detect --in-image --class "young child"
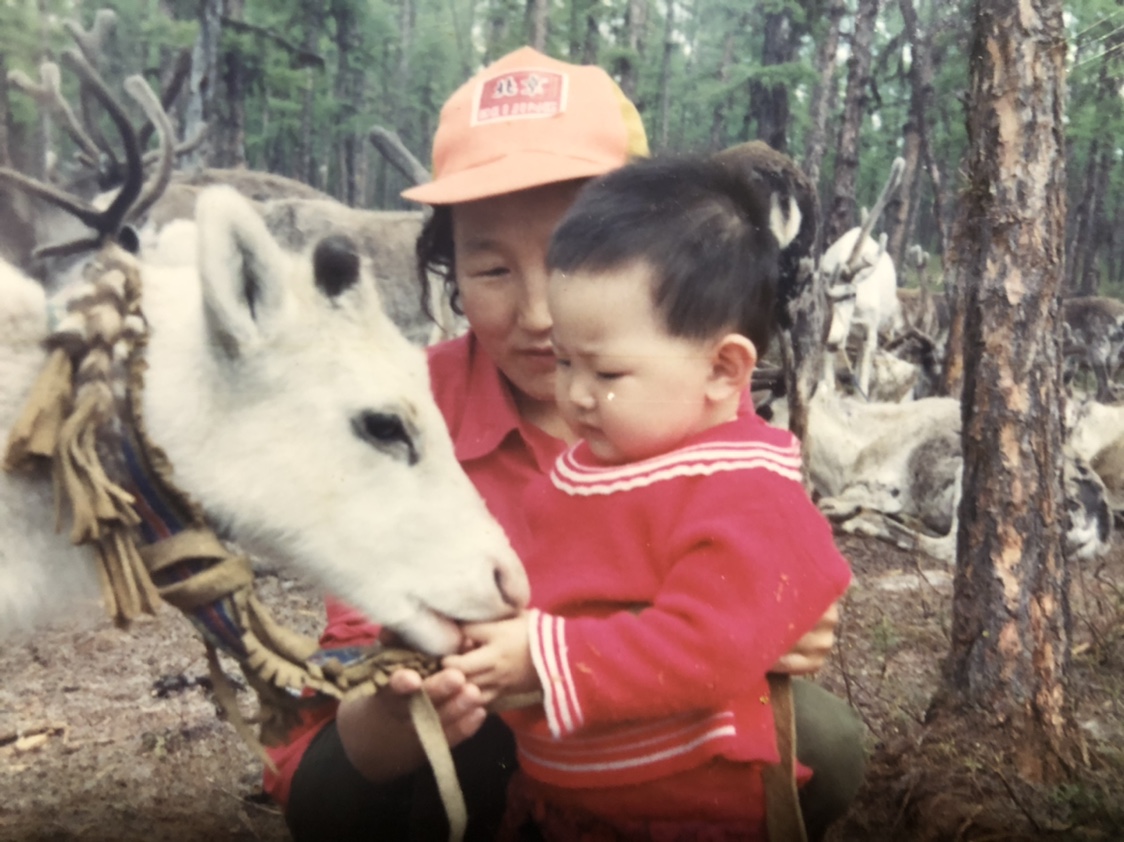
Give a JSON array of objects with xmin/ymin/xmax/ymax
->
[{"xmin": 443, "ymin": 155, "xmax": 852, "ymax": 841}]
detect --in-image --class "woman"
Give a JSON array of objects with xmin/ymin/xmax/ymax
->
[{"xmin": 266, "ymin": 46, "xmax": 863, "ymax": 842}]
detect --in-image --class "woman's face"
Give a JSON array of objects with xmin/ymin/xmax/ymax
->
[{"xmin": 452, "ymin": 180, "xmax": 585, "ymax": 407}]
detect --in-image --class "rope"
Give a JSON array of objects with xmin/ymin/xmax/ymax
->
[{"xmin": 410, "ymin": 692, "xmax": 468, "ymax": 842}]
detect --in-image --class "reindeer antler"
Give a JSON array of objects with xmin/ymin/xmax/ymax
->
[
  {"xmin": 64, "ymin": 9, "xmax": 118, "ymax": 68},
  {"xmin": 57, "ymin": 48, "xmax": 142, "ymax": 245},
  {"xmin": 845, "ymin": 157, "xmax": 905, "ymax": 274},
  {"xmin": 137, "ymin": 48, "xmax": 192, "ymax": 151},
  {"xmin": 65, "ymin": 11, "xmax": 121, "ymax": 179},
  {"xmin": 8, "ymin": 63, "xmax": 103, "ymax": 164},
  {"xmin": 0, "ymin": 46, "xmax": 147, "ymax": 260},
  {"xmin": 123, "ymin": 76, "xmax": 175, "ymax": 223}
]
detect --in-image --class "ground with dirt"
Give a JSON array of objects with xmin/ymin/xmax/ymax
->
[{"xmin": 2, "ymin": 534, "xmax": 1123, "ymax": 841}]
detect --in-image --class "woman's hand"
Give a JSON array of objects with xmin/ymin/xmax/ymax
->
[
  {"xmin": 771, "ymin": 601, "xmax": 840, "ymax": 675},
  {"xmin": 442, "ymin": 613, "xmax": 539, "ymax": 705},
  {"xmin": 387, "ymin": 667, "xmax": 490, "ymax": 745},
  {"xmin": 336, "ymin": 666, "xmax": 489, "ymax": 784}
]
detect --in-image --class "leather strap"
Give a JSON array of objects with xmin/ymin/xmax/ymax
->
[
  {"xmin": 763, "ymin": 673, "xmax": 808, "ymax": 842},
  {"xmin": 410, "ymin": 691, "xmax": 468, "ymax": 842}
]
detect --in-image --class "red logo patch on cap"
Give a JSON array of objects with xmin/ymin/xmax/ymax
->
[{"xmin": 471, "ymin": 68, "xmax": 569, "ymax": 125}]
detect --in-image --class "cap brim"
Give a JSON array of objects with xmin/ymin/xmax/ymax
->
[{"xmin": 401, "ymin": 151, "xmax": 621, "ymax": 205}]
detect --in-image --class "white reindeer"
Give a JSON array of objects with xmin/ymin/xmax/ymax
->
[
  {"xmin": 820, "ymin": 159, "xmax": 907, "ymax": 398},
  {"xmin": 822, "ymin": 227, "xmax": 904, "ymax": 397},
  {"xmin": 0, "ymin": 185, "xmax": 528, "ymax": 655}
]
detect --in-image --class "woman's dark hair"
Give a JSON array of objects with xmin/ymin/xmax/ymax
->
[
  {"xmin": 415, "ymin": 206, "xmax": 460, "ymax": 322},
  {"xmin": 547, "ymin": 156, "xmax": 781, "ymax": 355}
]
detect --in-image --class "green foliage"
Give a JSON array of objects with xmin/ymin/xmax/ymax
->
[{"xmin": 0, "ymin": 0, "xmax": 1117, "ymax": 254}]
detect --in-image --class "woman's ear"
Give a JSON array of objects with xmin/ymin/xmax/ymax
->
[{"xmin": 707, "ymin": 333, "xmax": 757, "ymax": 401}]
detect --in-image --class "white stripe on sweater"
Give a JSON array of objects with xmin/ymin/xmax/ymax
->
[
  {"xmin": 553, "ymin": 449, "xmax": 803, "ymax": 495},
  {"xmin": 519, "ymin": 722, "xmax": 738, "ymax": 773},
  {"xmin": 529, "ymin": 610, "xmax": 583, "ymax": 737}
]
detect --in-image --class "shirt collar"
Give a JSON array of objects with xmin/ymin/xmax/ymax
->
[{"xmin": 452, "ymin": 334, "xmax": 528, "ymax": 463}]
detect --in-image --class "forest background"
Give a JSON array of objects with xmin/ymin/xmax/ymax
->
[
  {"xmin": 1, "ymin": 2, "xmax": 1122, "ymax": 838},
  {"xmin": 0, "ymin": 0, "xmax": 1119, "ymax": 298}
]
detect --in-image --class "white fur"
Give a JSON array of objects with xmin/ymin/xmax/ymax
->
[
  {"xmin": 806, "ymin": 379, "xmax": 1110, "ymax": 564},
  {"xmin": 0, "ymin": 262, "xmax": 102, "ymax": 627},
  {"xmin": 821, "ymin": 227, "xmax": 904, "ymax": 396},
  {"xmin": 1, "ymin": 187, "xmax": 529, "ymax": 654},
  {"xmin": 768, "ymin": 193, "xmax": 802, "ymax": 251}
]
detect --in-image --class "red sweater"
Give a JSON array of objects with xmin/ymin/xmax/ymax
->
[{"xmin": 503, "ymin": 415, "xmax": 852, "ymax": 826}]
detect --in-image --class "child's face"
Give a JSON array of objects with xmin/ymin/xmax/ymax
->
[{"xmin": 549, "ymin": 260, "xmax": 719, "ymax": 464}]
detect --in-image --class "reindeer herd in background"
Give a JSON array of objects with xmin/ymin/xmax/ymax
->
[{"xmin": 2, "ymin": 9, "xmax": 1123, "ymax": 655}]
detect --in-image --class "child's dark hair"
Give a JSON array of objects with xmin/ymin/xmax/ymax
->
[{"xmin": 547, "ymin": 156, "xmax": 780, "ymax": 354}]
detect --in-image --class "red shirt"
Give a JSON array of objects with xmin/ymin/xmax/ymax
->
[
  {"xmin": 503, "ymin": 416, "xmax": 852, "ymax": 827},
  {"xmin": 263, "ymin": 333, "xmax": 565, "ymax": 807}
]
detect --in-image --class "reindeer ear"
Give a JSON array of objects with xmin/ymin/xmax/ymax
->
[
  {"xmin": 313, "ymin": 235, "xmax": 360, "ymax": 299},
  {"xmin": 196, "ymin": 186, "xmax": 289, "ymax": 356}
]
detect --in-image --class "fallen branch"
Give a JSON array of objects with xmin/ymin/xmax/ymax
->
[{"xmin": 368, "ymin": 125, "xmax": 431, "ymax": 187}]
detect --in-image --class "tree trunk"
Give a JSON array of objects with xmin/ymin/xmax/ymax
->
[
  {"xmin": 213, "ymin": 0, "xmax": 247, "ymax": 168},
  {"xmin": 525, "ymin": 0, "xmax": 548, "ymax": 51},
  {"xmin": 1067, "ymin": 137, "xmax": 1099, "ymax": 291},
  {"xmin": 886, "ymin": 0, "xmax": 932, "ymax": 266},
  {"xmin": 1078, "ymin": 144, "xmax": 1112, "ymax": 296},
  {"xmin": 483, "ymin": 0, "xmax": 507, "ymax": 64},
  {"xmin": 824, "ymin": 0, "xmax": 879, "ymax": 246},
  {"xmin": 616, "ymin": 0, "xmax": 648, "ymax": 104},
  {"xmin": 331, "ymin": 0, "xmax": 364, "ymax": 206},
  {"xmin": 1071, "ymin": 34, "xmax": 1120, "ymax": 295},
  {"xmin": 0, "ymin": 51, "xmax": 11, "ymax": 169},
  {"xmin": 933, "ymin": 0, "xmax": 1076, "ymax": 786},
  {"xmin": 568, "ymin": 0, "xmax": 582, "ymax": 60},
  {"xmin": 184, "ymin": 0, "xmax": 223, "ymax": 169},
  {"xmin": 582, "ymin": 4, "xmax": 600, "ymax": 64},
  {"xmin": 745, "ymin": 6, "xmax": 796, "ymax": 154},
  {"xmin": 656, "ymin": 0, "xmax": 675, "ymax": 150},
  {"xmin": 297, "ymin": 3, "xmax": 322, "ymax": 185},
  {"xmin": 33, "ymin": 0, "xmax": 52, "ymax": 180},
  {"xmin": 939, "ymin": 206, "xmax": 967, "ymax": 397},
  {"xmin": 708, "ymin": 20, "xmax": 741, "ymax": 152},
  {"xmin": 567, "ymin": 0, "xmax": 599, "ymax": 63},
  {"xmin": 802, "ymin": 0, "xmax": 844, "ymax": 205},
  {"xmin": 885, "ymin": 109, "xmax": 920, "ymax": 268}
]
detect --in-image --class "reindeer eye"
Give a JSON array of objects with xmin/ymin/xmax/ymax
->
[{"xmin": 352, "ymin": 411, "xmax": 418, "ymax": 465}]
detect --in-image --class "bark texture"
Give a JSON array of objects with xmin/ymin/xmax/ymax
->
[
  {"xmin": 936, "ymin": 0, "xmax": 1075, "ymax": 785},
  {"xmin": 331, "ymin": 0, "xmax": 364, "ymax": 205},
  {"xmin": 824, "ymin": 0, "xmax": 880, "ymax": 246},
  {"xmin": 184, "ymin": 0, "xmax": 223, "ymax": 168},
  {"xmin": 745, "ymin": 6, "xmax": 796, "ymax": 154},
  {"xmin": 526, "ymin": 0, "xmax": 549, "ymax": 51},
  {"xmin": 801, "ymin": 0, "xmax": 845, "ymax": 218},
  {"xmin": 213, "ymin": 0, "xmax": 247, "ymax": 168}
]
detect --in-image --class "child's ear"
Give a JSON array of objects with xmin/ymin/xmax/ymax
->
[{"xmin": 707, "ymin": 334, "xmax": 757, "ymax": 400}]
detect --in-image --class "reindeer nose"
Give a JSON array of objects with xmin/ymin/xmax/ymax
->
[{"xmin": 494, "ymin": 556, "xmax": 530, "ymax": 610}]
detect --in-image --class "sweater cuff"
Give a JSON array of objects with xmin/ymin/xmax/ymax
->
[{"xmin": 527, "ymin": 608, "xmax": 584, "ymax": 738}]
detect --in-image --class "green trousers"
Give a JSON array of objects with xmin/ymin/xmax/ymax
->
[{"xmin": 793, "ymin": 679, "xmax": 867, "ymax": 841}]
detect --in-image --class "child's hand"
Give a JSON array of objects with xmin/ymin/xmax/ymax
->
[
  {"xmin": 771, "ymin": 601, "xmax": 839, "ymax": 675},
  {"xmin": 442, "ymin": 613, "xmax": 539, "ymax": 705}
]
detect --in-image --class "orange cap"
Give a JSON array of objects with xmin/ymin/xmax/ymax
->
[{"xmin": 401, "ymin": 47, "xmax": 649, "ymax": 205}]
